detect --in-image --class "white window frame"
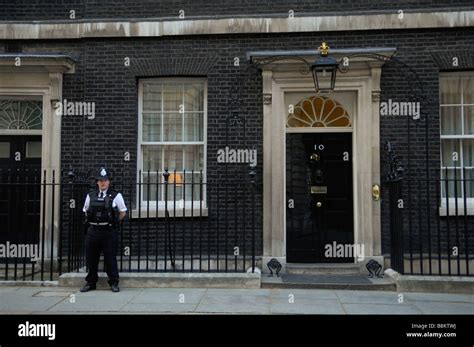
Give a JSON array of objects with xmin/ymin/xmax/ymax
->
[
  {"xmin": 134, "ymin": 78, "xmax": 208, "ymax": 218},
  {"xmin": 439, "ymin": 72, "xmax": 474, "ymax": 216}
]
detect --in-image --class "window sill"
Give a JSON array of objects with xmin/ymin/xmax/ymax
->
[
  {"xmin": 439, "ymin": 206, "xmax": 474, "ymax": 217},
  {"xmin": 130, "ymin": 208, "xmax": 208, "ymax": 219}
]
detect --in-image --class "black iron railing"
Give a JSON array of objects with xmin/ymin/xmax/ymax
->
[
  {"xmin": 0, "ymin": 168, "xmax": 258, "ymax": 281},
  {"xmin": 386, "ymin": 147, "xmax": 474, "ymax": 276}
]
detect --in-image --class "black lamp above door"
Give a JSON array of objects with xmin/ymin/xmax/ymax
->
[{"xmin": 311, "ymin": 42, "xmax": 339, "ymax": 93}]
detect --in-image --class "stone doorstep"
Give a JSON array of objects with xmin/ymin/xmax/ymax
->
[
  {"xmin": 58, "ymin": 272, "xmax": 261, "ymax": 289},
  {"xmin": 265, "ymin": 257, "xmax": 385, "ymax": 277},
  {"xmin": 384, "ymin": 268, "xmax": 474, "ymax": 294},
  {"xmin": 285, "ymin": 263, "xmax": 360, "ymax": 275},
  {"xmin": 261, "ymin": 274, "xmax": 396, "ymax": 291}
]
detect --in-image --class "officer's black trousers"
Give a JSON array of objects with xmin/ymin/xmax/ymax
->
[{"xmin": 85, "ymin": 225, "xmax": 119, "ymax": 286}]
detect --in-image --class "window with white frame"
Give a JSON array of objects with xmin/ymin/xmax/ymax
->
[
  {"xmin": 439, "ymin": 74, "xmax": 474, "ymax": 205},
  {"xmin": 138, "ymin": 78, "xmax": 206, "ymax": 208}
]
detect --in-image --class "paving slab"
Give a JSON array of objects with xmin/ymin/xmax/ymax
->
[
  {"xmin": 404, "ymin": 292, "xmax": 474, "ymax": 303},
  {"xmin": 206, "ymin": 288, "xmax": 272, "ymax": 296},
  {"xmin": 73, "ymin": 288, "xmax": 144, "ymax": 299},
  {"xmin": 270, "ymin": 288, "xmax": 338, "ymax": 300},
  {"xmin": 0, "ymin": 287, "xmax": 20, "ymax": 294},
  {"xmin": 130, "ymin": 288, "xmax": 205, "ymax": 304},
  {"xmin": 271, "ymin": 299, "xmax": 345, "ymax": 314},
  {"xmin": 196, "ymin": 294, "xmax": 270, "ymax": 314},
  {"xmin": 335, "ymin": 290, "xmax": 405, "ymax": 305},
  {"xmin": 33, "ymin": 290, "xmax": 75, "ymax": 297},
  {"xmin": 0, "ymin": 293, "xmax": 64, "ymax": 313},
  {"xmin": 413, "ymin": 301, "xmax": 474, "ymax": 314},
  {"xmin": 120, "ymin": 303, "xmax": 198, "ymax": 313},
  {"xmin": 342, "ymin": 303, "xmax": 423, "ymax": 314},
  {"xmin": 47, "ymin": 296, "xmax": 129, "ymax": 312}
]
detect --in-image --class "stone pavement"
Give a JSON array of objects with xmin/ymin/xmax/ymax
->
[{"xmin": 0, "ymin": 286, "xmax": 473, "ymax": 314}]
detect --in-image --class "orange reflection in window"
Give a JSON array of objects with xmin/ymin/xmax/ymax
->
[{"xmin": 168, "ymin": 172, "xmax": 183, "ymax": 184}]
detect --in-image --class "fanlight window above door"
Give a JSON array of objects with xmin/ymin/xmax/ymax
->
[
  {"xmin": 0, "ymin": 100, "xmax": 43, "ymax": 130},
  {"xmin": 287, "ymin": 95, "xmax": 351, "ymax": 128}
]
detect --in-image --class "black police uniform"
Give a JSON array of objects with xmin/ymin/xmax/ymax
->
[{"xmin": 84, "ymin": 187, "xmax": 121, "ymax": 289}]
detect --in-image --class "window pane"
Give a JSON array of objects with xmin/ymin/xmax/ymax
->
[
  {"xmin": 440, "ymin": 106, "xmax": 462, "ymax": 135},
  {"xmin": 440, "ymin": 76, "xmax": 461, "ymax": 104},
  {"xmin": 0, "ymin": 142, "xmax": 10, "ymax": 158},
  {"xmin": 184, "ymin": 145, "xmax": 204, "ymax": 171},
  {"xmin": 142, "ymin": 145, "xmax": 162, "ymax": 172},
  {"xmin": 164, "ymin": 171, "xmax": 183, "ymax": 201},
  {"xmin": 142, "ymin": 172, "xmax": 160, "ymax": 202},
  {"xmin": 464, "ymin": 106, "xmax": 474, "ymax": 135},
  {"xmin": 163, "ymin": 83, "xmax": 182, "ymax": 112},
  {"xmin": 142, "ymin": 113, "xmax": 161, "ymax": 142},
  {"xmin": 143, "ymin": 83, "xmax": 162, "ymax": 112},
  {"xmin": 441, "ymin": 139, "xmax": 461, "ymax": 167},
  {"xmin": 183, "ymin": 113, "xmax": 203, "ymax": 141},
  {"xmin": 466, "ymin": 169, "xmax": 474, "ymax": 198},
  {"xmin": 184, "ymin": 172, "xmax": 203, "ymax": 201},
  {"xmin": 184, "ymin": 83, "xmax": 204, "ymax": 112},
  {"xmin": 163, "ymin": 113, "xmax": 182, "ymax": 141},
  {"xmin": 441, "ymin": 169, "xmax": 462, "ymax": 198},
  {"xmin": 463, "ymin": 139, "xmax": 474, "ymax": 167},
  {"xmin": 462, "ymin": 76, "xmax": 474, "ymax": 104},
  {"xmin": 163, "ymin": 145, "xmax": 183, "ymax": 171},
  {"xmin": 26, "ymin": 141, "xmax": 41, "ymax": 158},
  {"xmin": 167, "ymin": 183, "xmax": 183, "ymax": 201}
]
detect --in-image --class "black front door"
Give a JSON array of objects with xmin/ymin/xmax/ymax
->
[
  {"xmin": 286, "ymin": 132, "xmax": 353, "ymax": 263},
  {"xmin": 0, "ymin": 136, "xmax": 42, "ymax": 246}
]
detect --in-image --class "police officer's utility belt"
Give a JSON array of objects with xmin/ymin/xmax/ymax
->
[{"xmin": 89, "ymin": 222, "xmax": 111, "ymax": 226}]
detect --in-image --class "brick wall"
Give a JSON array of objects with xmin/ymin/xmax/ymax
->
[
  {"xmin": 3, "ymin": 26, "xmax": 474, "ymax": 260},
  {"xmin": 1, "ymin": 0, "xmax": 473, "ymax": 21}
]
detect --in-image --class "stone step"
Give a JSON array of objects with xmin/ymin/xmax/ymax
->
[
  {"xmin": 262, "ymin": 274, "xmax": 396, "ymax": 291},
  {"xmin": 285, "ymin": 263, "xmax": 360, "ymax": 275},
  {"xmin": 58, "ymin": 272, "xmax": 261, "ymax": 289}
]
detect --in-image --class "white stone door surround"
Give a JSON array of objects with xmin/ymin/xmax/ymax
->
[
  {"xmin": 251, "ymin": 49, "xmax": 394, "ymax": 273},
  {"xmin": 0, "ymin": 54, "xmax": 75, "ymax": 263}
]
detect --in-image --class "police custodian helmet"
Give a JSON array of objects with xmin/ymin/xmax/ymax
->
[{"xmin": 96, "ymin": 167, "xmax": 111, "ymax": 181}]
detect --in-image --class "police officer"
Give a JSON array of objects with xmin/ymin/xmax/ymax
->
[{"xmin": 81, "ymin": 167, "xmax": 127, "ymax": 293}]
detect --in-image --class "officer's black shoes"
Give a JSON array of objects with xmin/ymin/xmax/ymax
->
[
  {"xmin": 79, "ymin": 283, "xmax": 119, "ymax": 292},
  {"xmin": 80, "ymin": 283, "xmax": 96, "ymax": 292}
]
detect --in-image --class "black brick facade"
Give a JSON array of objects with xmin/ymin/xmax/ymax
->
[{"xmin": 1, "ymin": 0, "xmax": 474, "ymax": 21}]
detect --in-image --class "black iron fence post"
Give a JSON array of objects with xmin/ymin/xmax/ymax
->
[
  {"xmin": 162, "ymin": 168, "xmax": 175, "ymax": 271},
  {"xmin": 388, "ymin": 179, "xmax": 404, "ymax": 274},
  {"xmin": 385, "ymin": 142, "xmax": 405, "ymax": 274},
  {"xmin": 249, "ymin": 169, "xmax": 256, "ymax": 273}
]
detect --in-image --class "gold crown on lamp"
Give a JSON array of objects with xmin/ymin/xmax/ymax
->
[{"xmin": 318, "ymin": 42, "xmax": 330, "ymax": 56}]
